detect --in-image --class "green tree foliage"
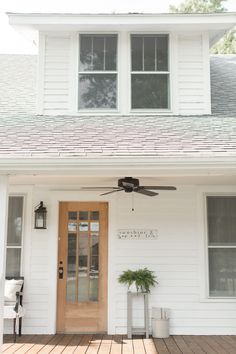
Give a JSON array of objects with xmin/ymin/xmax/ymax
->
[
  {"xmin": 169, "ymin": 0, "xmax": 236, "ymax": 54},
  {"xmin": 169, "ymin": 0, "xmax": 226, "ymax": 13}
]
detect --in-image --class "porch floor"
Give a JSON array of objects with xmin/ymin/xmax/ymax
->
[{"xmin": 3, "ymin": 334, "xmax": 236, "ymax": 354}]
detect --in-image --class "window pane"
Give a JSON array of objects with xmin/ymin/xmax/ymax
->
[
  {"xmin": 105, "ymin": 36, "xmax": 117, "ymax": 70},
  {"xmin": 80, "ymin": 36, "xmax": 92, "ymax": 71},
  {"xmin": 207, "ymin": 196, "xmax": 236, "ymax": 245},
  {"xmin": 92, "ymin": 36, "xmax": 104, "ymax": 71},
  {"xmin": 6, "ymin": 248, "xmax": 21, "ymax": 277},
  {"xmin": 209, "ymin": 248, "xmax": 236, "ymax": 297},
  {"xmin": 144, "ymin": 37, "xmax": 155, "ymax": 71},
  {"xmin": 132, "ymin": 74, "xmax": 169, "ymax": 109},
  {"xmin": 156, "ymin": 36, "xmax": 168, "ymax": 71},
  {"xmin": 79, "ymin": 74, "xmax": 117, "ymax": 109},
  {"xmin": 7, "ymin": 196, "xmax": 23, "ymax": 246},
  {"xmin": 131, "ymin": 36, "xmax": 143, "ymax": 71},
  {"xmin": 80, "ymin": 35, "xmax": 117, "ymax": 72}
]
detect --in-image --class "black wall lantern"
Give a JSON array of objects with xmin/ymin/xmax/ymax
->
[{"xmin": 34, "ymin": 201, "xmax": 47, "ymax": 229}]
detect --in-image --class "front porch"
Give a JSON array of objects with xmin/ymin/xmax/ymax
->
[{"xmin": 3, "ymin": 334, "xmax": 236, "ymax": 354}]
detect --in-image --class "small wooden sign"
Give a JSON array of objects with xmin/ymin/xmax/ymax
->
[{"xmin": 118, "ymin": 229, "xmax": 158, "ymax": 240}]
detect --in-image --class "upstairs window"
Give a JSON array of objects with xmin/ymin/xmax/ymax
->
[
  {"xmin": 131, "ymin": 34, "xmax": 169, "ymax": 110},
  {"xmin": 78, "ymin": 34, "xmax": 118, "ymax": 110},
  {"xmin": 207, "ymin": 196, "xmax": 236, "ymax": 297}
]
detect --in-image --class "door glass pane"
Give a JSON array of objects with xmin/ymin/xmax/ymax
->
[
  {"xmin": 90, "ymin": 211, "xmax": 99, "ymax": 220},
  {"xmin": 89, "ymin": 277, "xmax": 98, "ymax": 301},
  {"xmin": 91, "ymin": 234, "xmax": 99, "ymax": 256},
  {"xmin": 132, "ymin": 74, "xmax": 169, "ymax": 109},
  {"xmin": 90, "ymin": 234, "xmax": 99, "ymax": 301},
  {"xmin": 79, "ymin": 74, "xmax": 117, "ymax": 109},
  {"xmin": 79, "ymin": 211, "xmax": 88, "ymax": 220},
  {"xmin": 68, "ymin": 222, "xmax": 77, "ymax": 232},
  {"xmin": 7, "ymin": 196, "xmax": 24, "ymax": 246},
  {"xmin": 131, "ymin": 36, "xmax": 143, "ymax": 71},
  {"xmin": 66, "ymin": 234, "xmax": 77, "ymax": 301},
  {"xmin": 144, "ymin": 37, "xmax": 155, "ymax": 71},
  {"xmin": 209, "ymin": 248, "xmax": 236, "ymax": 297},
  {"xmin": 68, "ymin": 212, "xmax": 77, "ymax": 220},
  {"xmin": 90, "ymin": 222, "xmax": 99, "ymax": 232},
  {"xmin": 6, "ymin": 248, "xmax": 21, "ymax": 277},
  {"xmin": 207, "ymin": 196, "xmax": 236, "ymax": 245},
  {"xmin": 79, "ymin": 222, "xmax": 89, "ymax": 231},
  {"xmin": 78, "ymin": 233, "xmax": 89, "ymax": 302}
]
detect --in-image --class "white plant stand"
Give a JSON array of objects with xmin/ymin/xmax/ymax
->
[{"xmin": 127, "ymin": 291, "xmax": 149, "ymax": 339}]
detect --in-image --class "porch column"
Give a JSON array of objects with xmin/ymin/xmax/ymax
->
[{"xmin": 0, "ymin": 175, "xmax": 9, "ymax": 348}]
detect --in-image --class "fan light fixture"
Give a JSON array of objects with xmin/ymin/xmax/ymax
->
[{"xmin": 81, "ymin": 177, "xmax": 176, "ymax": 197}]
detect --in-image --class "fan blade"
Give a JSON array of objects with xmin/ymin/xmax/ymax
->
[
  {"xmin": 80, "ymin": 187, "xmax": 119, "ymax": 191},
  {"xmin": 142, "ymin": 186, "xmax": 176, "ymax": 190},
  {"xmin": 135, "ymin": 188, "xmax": 158, "ymax": 197},
  {"xmin": 100, "ymin": 189, "xmax": 123, "ymax": 196}
]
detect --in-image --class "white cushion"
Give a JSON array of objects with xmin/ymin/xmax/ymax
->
[
  {"xmin": 4, "ymin": 279, "xmax": 23, "ymax": 302},
  {"xmin": 4, "ymin": 305, "xmax": 25, "ymax": 319}
]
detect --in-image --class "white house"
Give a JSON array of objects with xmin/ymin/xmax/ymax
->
[{"xmin": 1, "ymin": 12, "xmax": 236, "ymax": 344}]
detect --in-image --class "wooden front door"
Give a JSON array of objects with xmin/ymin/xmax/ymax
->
[{"xmin": 57, "ymin": 202, "xmax": 108, "ymax": 333}]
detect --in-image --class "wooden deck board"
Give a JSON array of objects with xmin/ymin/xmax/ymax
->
[
  {"xmin": 110, "ymin": 335, "xmax": 123, "ymax": 354},
  {"xmin": 3, "ymin": 334, "xmax": 236, "ymax": 354},
  {"xmin": 153, "ymin": 338, "xmax": 169, "ymax": 354},
  {"xmin": 172, "ymin": 335, "xmax": 194, "ymax": 353},
  {"xmin": 98, "ymin": 335, "xmax": 112, "ymax": 354},
  {"xmin": 132, "ymin": 336, "xmax": 146, "ymax": 354},
  {"xmin": 122, "ymin": 336, "xmax": 134, "ymax": 354}
]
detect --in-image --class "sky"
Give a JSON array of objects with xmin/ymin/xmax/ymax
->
[{"xmin": 0, "ymin": 0, "xmax": 236, "ymax": 54}]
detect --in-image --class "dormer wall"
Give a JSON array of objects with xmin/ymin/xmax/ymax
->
[{"xmin": 37, "ymin": 31, "xmax": 211, "ymax": 116}]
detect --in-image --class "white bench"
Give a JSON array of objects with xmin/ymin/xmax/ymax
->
[{"xmin": 4, "ymin": 277, "xmax": 24, "ymax": 342}]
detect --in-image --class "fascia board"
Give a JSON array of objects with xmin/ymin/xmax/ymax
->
[
  {"xmin": 1, "ymin": 156, "xmax": 236, "ymax": 174},
  {"xmin": 8, "ymin": 12, "xmax": 236, "ymax": 27}
]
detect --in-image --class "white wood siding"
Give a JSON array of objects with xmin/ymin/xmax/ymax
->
[
  {"xmin": 110, "ymin": 188, "xmax": 236, "ymax": 335},
  {"xmin": 38, "ymin": 32, "xmax": 211, "ymax": 116},
  {"xmin": 4, "ymin": 186, "xmax": 236, "ymax": 335},
  {"xmin": 43, "ymin": 36, "xmax": 71, "ymax": 114},
  {"xmin": 177, "ymin": 34, "xmax": 211, "ymax": 115}
]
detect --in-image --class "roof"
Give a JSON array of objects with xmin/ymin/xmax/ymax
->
[
  {"xmin": 0, "ymin": 54, "xmax": 236, "ymax": 159},
  {"xmin": 210, "ymin": 55, "xmax": 236, "ymax": 116}
]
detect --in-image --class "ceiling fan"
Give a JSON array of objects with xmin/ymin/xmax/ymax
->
[{"xmin": 81, "ymin": 177, "xmax": 176, "ymax": 197}]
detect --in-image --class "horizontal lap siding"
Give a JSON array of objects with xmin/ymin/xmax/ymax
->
[
  {"xmin": 178, "ymin": 35, "xmax": 206, "ymax": 115},
  {"xmin": 112, "ymin": 190, "xmax": 236, "ymax": 335},
  {"xmin": 43, "ymin": 36, "xmax": 71, "ymax": 114}
]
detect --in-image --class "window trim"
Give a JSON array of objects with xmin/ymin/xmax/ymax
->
[
  {"xmin": 128, "ymin": 31, "xmax": 172, "ymax": 113},
  {"xmin": 202, "ymin": 193, "xmax": 236, "ymax": 302},
  {"xmin": 6, "ymin": 194, "xmax": 25, "ymax": 277},
  {"xmin": 77, "ymin": 32, "xmax": 120, "ymax": 113}
]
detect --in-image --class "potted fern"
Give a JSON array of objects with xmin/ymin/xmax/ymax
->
[{"xmin": 118, "ymin": 268, "xmax": 158, "ymax": 293}]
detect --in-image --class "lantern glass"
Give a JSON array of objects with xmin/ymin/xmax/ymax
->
[{"xmin": 34, "ymin": 201, "xmax": 47, "ymax": 229}]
